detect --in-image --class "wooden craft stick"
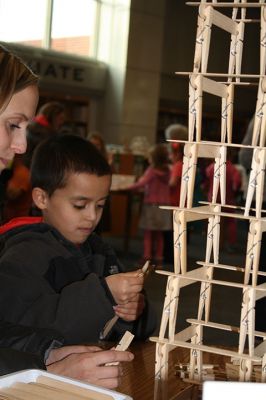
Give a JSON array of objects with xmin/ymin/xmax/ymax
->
[
  {"xmin": 168, "ymin": 138, "xmax": 266, "ymax": 149},
  {"xmin": 188, "ymin": 318, "xmax": 266, "ymax": 339},
  {"xmin": 100, "ymin": 314, "xmax": 119, "ymax": 341},
  {"xmin": 138, "ymin": 260, "xmax": 150, "ymax": 276},
  {"xmin": 8, "ymin": 382, "xmax": 90, "ymax": 400},
  {"xmin": 36, "ymin": 376, "xmax": 114, "ymax": 400},
  {"xmin": 176, "ymin": 71, "xmax": 263, "ymax": 78},
  {"xmin": 187, "ymin": 2, "xmax": 266, "ymax": 8},
  {"xmin": 0, "ymin": 387, "xmax": 48, "ymax": 400}
]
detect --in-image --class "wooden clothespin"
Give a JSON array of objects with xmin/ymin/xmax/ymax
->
[
  {"xmin": 105, "ymin": 330, "xmax": 134, "ymax": 366},
  {"xmin": 100, "ymin": 261, "xmax": 151, "ymax": 340}
]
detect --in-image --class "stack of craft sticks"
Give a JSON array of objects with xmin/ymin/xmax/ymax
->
[{"xmin": 0, "ymin": 376, "xmax": 115, "ymax": 400}]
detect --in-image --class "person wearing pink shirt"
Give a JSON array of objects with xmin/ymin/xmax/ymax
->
[{"xmin": 127, "ymin": 143, "xmax": 171, "ymax": 268}]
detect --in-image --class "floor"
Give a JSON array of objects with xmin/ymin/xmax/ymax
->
[{"xmin": 104, "ymin": 219, "xmax": 252, "ymax": 348}]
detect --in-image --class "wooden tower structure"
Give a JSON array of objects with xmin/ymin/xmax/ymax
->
[{"xmin": 151, "ymin": 0, "xmax": 266, "ymax": 396}]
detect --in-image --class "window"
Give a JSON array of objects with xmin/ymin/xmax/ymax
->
[
  {"xmin": 51, "ymin": 0, "xmax": 97, "ymax": 56},
  {"xmin": 0, "ymin": 0, "xmax": 47, "ymax": 47},
  {"xmin": 0, "ymin": 0, "xmax": 98, "ymax": 57}
]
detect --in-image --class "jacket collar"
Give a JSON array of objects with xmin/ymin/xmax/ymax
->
[{"xmin": 0, "ymin": 217, "xmax": 43, "ymax": 235}]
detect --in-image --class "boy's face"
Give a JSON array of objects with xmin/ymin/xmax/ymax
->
[{"xmin": 38, "ymin": 172, "xmax": 111, "ymax": 245}]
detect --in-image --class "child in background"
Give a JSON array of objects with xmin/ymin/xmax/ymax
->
[
  {"xmin": 0, "ymin": 135, "xmax": 156, "ymax": 344},
  {"xmin": 33, "ymin": 101, "xmax": 66, "ymax": 134},
  {"xmin": 88, "ymin": 131, "xmax": 109, "ymax": 162},
  {"xmin": 126, "ymin": 143, "xmax": 171, "ymax": 268}
]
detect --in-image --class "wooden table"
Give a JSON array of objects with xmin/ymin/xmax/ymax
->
[
  {"xmin": 117, "ymin": 341, "xmax": 201, "ymax": 400},
  {"xmin": 117, "ymin": 341, "xmax": 233, "ymax": 400}
]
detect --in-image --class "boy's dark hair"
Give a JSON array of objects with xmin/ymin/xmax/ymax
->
[{"xmin": 31, "ymin": 134, "xmax": 112, "ymax": 196}]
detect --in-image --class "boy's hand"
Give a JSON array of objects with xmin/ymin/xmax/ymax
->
[
  {"xmin": 105, "ymin": 270, "xmax": 144, "ymax": 304},
  {"xmin": 113, "ymin": 293, "xmax": 145, "ymax": 321},
  {"xmin": 46, "ymin": 346, "xmax": 134, "ymax": 389}
]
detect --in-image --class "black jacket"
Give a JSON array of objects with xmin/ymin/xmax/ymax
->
[
  {"xmin": 0, "ymin": 221, "xmax": 156, "ymax": 344},
  {"xmin": 0, "ymin": 319, "xmax": 64, "ymax": 375}
]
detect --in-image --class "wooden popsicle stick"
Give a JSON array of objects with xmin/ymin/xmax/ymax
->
[
  {"xmin": 0, "ymin": 386, "xmax": 51, "ymax": 400},
  {"xmin": 0, "ymin": 394, "xmax": 22, "ymax": 400},
  {"xmin": 176, "ymin": 71, "xmax": 263, "ymax": 78},
  {"xmin": 101, "ymin": 315, "xmax": 119, "ymax": 341},
  {"xmin": 36, "ymin": 376, "xmax": 114, "ymax": 400},
  {"xmin": 138, "ymin": 260, "xmax": 150, "ymax": 276},
  {"xmin": 30, "ymin": 382, "xmax": 92, "ymax": 399},
  {"xmin": 202, "ymin": 76, "xmax": 228, "ymax": 98},
  {"xmin": 186, "ymin": 2, "xmax": 266, "ymax": 8},
  {"xmin": 0, "ymin": 389, "xmax": 35, "ymax": 400},
  {"xmin": 211, "ymin": 6, "xmax": 238, "ymax": 33},
  {"xmin": 11, "ymin": 382, "xmax": 89, "ymax": 400},
  {"xmin": 168, "ymin": 138, "xmax": 266, "ymax": 150}
]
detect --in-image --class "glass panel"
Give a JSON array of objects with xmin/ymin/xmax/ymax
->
[
  {"xmin": 0, "ymin": 0, "xmax": 47, "ymax": 47},
  {"xmin": 51, "ymin": 0, "xmax": 97, "ymax": 57}
]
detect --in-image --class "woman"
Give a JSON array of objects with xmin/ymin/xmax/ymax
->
[{"xmin": 0, "ymin": 44, "xmax": 133, "ymax": 388}]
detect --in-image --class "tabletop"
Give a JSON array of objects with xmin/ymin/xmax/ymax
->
[{"xmin": 117, "ymin": 341, "xmax": 202, "ymax": 400}]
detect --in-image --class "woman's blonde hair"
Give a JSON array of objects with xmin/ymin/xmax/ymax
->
[{"xmin": 0, "ymin": 44, "xmax": 38, "ymax": 113}]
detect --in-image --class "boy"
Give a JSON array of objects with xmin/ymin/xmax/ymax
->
[{"xmin": 0, "ymin": 135, "xmax": 156, "ymax": 344}]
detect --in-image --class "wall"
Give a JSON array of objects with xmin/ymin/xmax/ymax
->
[{"xmin": 100, "ymin": 0, "xmax": 166, "ymax": 147}]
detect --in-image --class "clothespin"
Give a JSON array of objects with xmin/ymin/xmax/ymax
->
[
  {"xmin": 100, "ymin": 261, "xmax": 152, "ymax": 340},
  {"xmin": 105, "ymin": 330, "xmax": 134, "ymax": 366}
]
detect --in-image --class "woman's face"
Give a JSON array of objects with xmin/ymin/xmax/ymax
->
[{"xmin": 0, "ymin": 85, "xmax": 39, "ymax": 171}]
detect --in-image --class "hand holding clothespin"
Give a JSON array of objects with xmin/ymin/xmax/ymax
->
[{"xmin": 101, "ymin": 260, "xmax": 152, "ymax": 340}]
